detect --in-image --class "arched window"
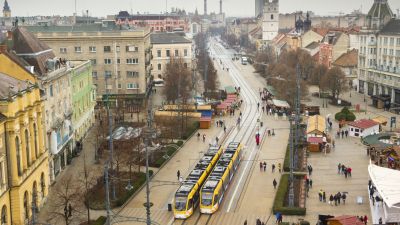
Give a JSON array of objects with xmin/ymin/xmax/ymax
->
[
  {"xmin": 32, "ymin": 182, "xmax": 38, "ymax": 211},
  {"xmin": 15, "ymin": 137, "xmax": 22, "ymax": 176},
  {"xmin": 33, "ymin": 123, "xmax": 38, "ymax": 158},
  {"xmin": 271, "ymin": 14, "xmax": 274, "ymax": 20},
  {"xmin": 24, "ymin": 130, "xmax": 31, "ymax": 166},
  {"xmin": 1, "ymin": 205, "xmax": 7, "ymax": 225},
  {"xmin": 40, "ymin": 173, "xmax": 45, "ymax": 198},
  {"xmin": 23, "ymin": 191, "xmax": 29, "ymax": 219}
]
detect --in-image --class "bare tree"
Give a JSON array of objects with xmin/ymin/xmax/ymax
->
[
  {"xmin": 48, "ymin": 175, "xmax": 81, "ymax": 225},
  {"xmin": 162, "ymin": 58, "xmax": 192, "ymax": 104},
  {"xmin": 78, "ymin": 152, "xmax": 96, "ymax": 225},
  {"xmin": 310, "ymin": 64, "xmax": 328, "ymax": 95},
  {"xmin": 321, "ymin": 66, "xmax": 348, "ymax": 100},
  {"xmin": 204, "ymin": 58, "xmax": 220, "ymax": 92}
]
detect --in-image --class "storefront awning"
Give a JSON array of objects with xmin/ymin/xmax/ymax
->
[{"xmin": 368, "ymin": 164, "xmax": 400, "ymax": 208}]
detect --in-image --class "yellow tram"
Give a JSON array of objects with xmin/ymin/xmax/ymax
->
[
  {"xmin": 173, "ymin": 145, "xmax": 223, "ymax": 219},
  {"xmin": 200, "ymin": 142, "xmax": 242, "ymax": 214}
]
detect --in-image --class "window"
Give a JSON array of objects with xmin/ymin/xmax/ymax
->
[
  {"xmin": 104, "ymin": 58, "xmax": 112, "ymax": 64},
  {"xmin": 116, "ymin": 46, "xmax": 120, "ymax": 52},
  {"xmin": 175, "ymin": 49, "xmax": 179, "ymax": 57},
  {"xmin": 126, "ymin": 58, "xmax": 139, "ymax": 64},
  {"xmin": 104, "ymin": 46, "xmax": 111, "ymax": 52},
  {"xmin": 117, "ymin": 71, "xmax": 121, "ymax": 78},
  {"xmin": 90, "ymin": 59, "xmax": 97, "ymax": 65},
  {"xmin": 1, "ymin": 205, "xmax": 6, "ymax": 225},
  {"xmin": 74, "ymin": 46, "xmax": 82, "ymax": 53},
  {"xmin": 271, "ymin": 14, "xmax": 274, "ymax": 20},
  {"xmin": 40, "ymin": 173, "xmax": 45, "ymax": 198},
  {"xmin": 184, "ymin": 63, "xmax": 188, "ymax": 68},
  {"xmin": 184, "ymin": 49, "xmax": 188, "ymax": 57},
  {"xmin": 105, "ymin": 71, "xmax": 112, "ymax": 78},
  {"xmin": 15, "ymin": 137, "xmax": 21, "ymax": 176},
  {"xmin": 158, "ymin": 64, "xmax": 162, "ymax": 70},
  {"xmin": 166, "ymin": 50, "xmax": 170, "ymax": 57},
  {"xmin": 89, "ymin": 46, "xmax": 96, "ymax": 52},
  {"xmin": 117, "ymin": 84, "xmax": 122, "ymax": 89},
  {"xmin": 384, "ymin": 37, "xmax": 388, "ymax": 45},
  {"xmin": 33, "ymin": 123, "xmax": 38, "ymax": 158},
  {"xmin": 157, "ymin": 50, "xmax": 161, "ymax": 57},
  {"xmin": 127, "ymin": 71, "xmax": 139, "ymax": 77},
  {"xmin": 117, "ymin": 58, "xmax": 121, "ymax": 64},
  {"xmin": 23, "ymin": 191, "xmax": 28, "ymax": 219},
  {"xmin": 92, "ymin": 71, "xmax": 98, "ymax": 78},
  {"xmin": 127, "ymin": 83, "xmax": 139, "ymax": 89},
  {"xmin": 59, "ymin": 47, "xmax": 67, "ymax": 53},
  {"xmin": 25, "ymin": 130, "xmax": 30, "ymax": 166},
  {"xmin": 126, "ymin": 46, "xmax": 138, "ymax": 52},
  {"xmin": 397, "ymin": 38, "xmax": 400, "ymax": 46},
  {"xmin": 49, "ymin": 85, "xmax": 53, "ymax": 97},
  {"xmin": 390, "ymin": 37, "xmax": 394, "ymax": 46}
]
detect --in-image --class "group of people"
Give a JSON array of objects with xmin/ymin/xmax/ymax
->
[
  {"xmin": 259, "ymin": 162, "xmax": 281, "ymax": 173},
  {"xmin": 357, "ymin": 215, "xmax": 369, "ymax": 225},
  {"xmin": 368, "ymin": 180, "xmax": 383, "ymax": 206},
  {"xmin": 318, "ymin": 189, "xmax": 347, "ymax": 206},
  {"xmin": 336, "ymin": 129, "xmax": 349, "ymax": 139},
  {"xmin": 337, "ymin": 163, "xmax": 352, "ymax": 178}
]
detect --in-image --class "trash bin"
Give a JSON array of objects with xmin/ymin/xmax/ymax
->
[
  {"xmin": 168, "ymin": 203, "xmax": 172, "ymax": 211},
  {"xmin": 260, "ymin": 122, "xmax": 263, "ymax": 127}
]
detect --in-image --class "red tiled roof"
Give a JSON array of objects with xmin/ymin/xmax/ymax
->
[
  {"xmin": 348, "ymin": 119, "xmax": 379, "ymax": 129},
  {"xmin": 327, "ymin": 215, "xmax": 364, "ymax": 225},
  {"xmin": 333, "ymin": 49, "xmax": 358, "ymax": 67}
]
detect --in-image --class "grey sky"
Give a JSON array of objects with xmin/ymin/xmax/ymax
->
[{"xmin": 6, "ymin": 0, "xmax": 400, "ymax": 17}]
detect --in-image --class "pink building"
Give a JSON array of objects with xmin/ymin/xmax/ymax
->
[{"xmin": 115, "ymin": 11, "xmax": 189, "ymax": 32}]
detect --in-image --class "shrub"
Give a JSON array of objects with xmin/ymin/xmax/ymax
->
[
  {"xmin": 176, "ymin": 140, "xmax": 184, "ymax": 146},
  {"xmin": 93, "ymin": 216, "xmax": 107, "ymax": 225},
  {"xmin": 272, "ymin": 174, "xmax": 306, "ymax": 215},
  {"xmin": 335, "ymin": 107, "xmax": 356, "ymax": 122},
  {"xmin": 300, "ymin": 221, "xmax": 311, "ymax": 225}
]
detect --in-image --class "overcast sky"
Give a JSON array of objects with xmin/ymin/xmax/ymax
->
[{"xmin": 6, "ymin": 0, "xmax": 400, "ymax": 17}]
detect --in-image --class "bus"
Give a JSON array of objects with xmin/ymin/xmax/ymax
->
[
  {"xmin": 173, "ymin": 146, "xmax": 223, "ymax": 219},
  {"xmin": 199, "ymin": 142, "xmax": 243, "ymax": 214}
]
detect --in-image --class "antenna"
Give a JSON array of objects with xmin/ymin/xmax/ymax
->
[{"xmin": 74, "ymin": 0, "xmax": 77, "ymax": 16}]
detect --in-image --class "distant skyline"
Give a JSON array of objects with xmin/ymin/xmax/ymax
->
[{"xmin": 4, "ymin": 0, "xmax": 400, "ymax": 18}]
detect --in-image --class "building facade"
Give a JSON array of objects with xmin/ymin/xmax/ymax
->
[
  {"xmin": 150, "ymin": 33, "xmax": 193, "ymax": 80},
  {"xmin": 25, "ymin": 22, "xmax": 152, "ymax": 104},
  {"xmin": 70, "ymin": 60, "xmax": 96, "ymax": 142},
  {"xmin": 0, "ymin": 51, "xmax": 49, "ymax": 225},
  {"xmin": 262, "ymin": 0, "xmax": 279, "ymax": 41},
  {"xmin": 115, "ymin": 11, "xmax": 190, "ymax": 33},
  {"xmin": 318, "ymin": 31, "xmax": 350, "ymax": 68},
  {"xmin": 357, "ymin": 0, "xmax": 400, "ymax": 107}
]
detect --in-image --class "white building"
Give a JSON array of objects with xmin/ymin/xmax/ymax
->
[
  {"xmin": 348, "ymin": 119, "xmax": 380, "ymax": 137},
  {"xmin": 357, "ymin": 0, "xmax": 400, "ymax": 109},
  {"xmin": 262, "ymin": 0, "xmax": 279, "ymax": 42},
  {"xmin": 150, "ymin": 33, "xmax": 193, "ymax": 80}
]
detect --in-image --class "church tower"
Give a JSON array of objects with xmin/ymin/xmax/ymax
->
[
  {"xmin": 367, "ymin": 0, "xmax": 394, "ymax": 30},
  {"xmin": 262, "ymin": 0, "xmax": 279, "ymax": 41},
  {"xmin": 3, "ymin": 0, "xmax": 10, "ymax": 18}
]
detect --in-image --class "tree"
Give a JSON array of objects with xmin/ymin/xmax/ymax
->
[
  {"xmin": 321, "ymin": 66, "xmax": 348, "ymax": 100},
  {"xmin": 79, "ymin": 152, "xmax": 96, "ymax": 225},
  {"xmin": 49, "ymin": 176, "xmax": 80, "ymax": 225},
  {"xmin": 310, "ymin": 64, "xmax": 328, "ymax": 94},
  {"xmin": 162, "ymin": 58, "xmax": 192, "ymax": 104},
  {"xmin": 204, "ymin": 58, "xmax": 220, "ymax": 92}
]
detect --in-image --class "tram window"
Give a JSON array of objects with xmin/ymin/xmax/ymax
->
[
  {"xmin": 175, "ymin": 196, "xmax": 187, "ymax": 210},
  {"xmin": 214, "ymin": 194, "xmax": 219, "ymax": 204},
  {"xmin": 193, "ymin": 192, "xmax": 199, "ymax": 204},
  {"xmin": 202, "ymin": 192, "xmax": 213, "ymax": 206},
  {"xmin": 188, "ymin": 198, "xmax": 193, "ymax": 209}
]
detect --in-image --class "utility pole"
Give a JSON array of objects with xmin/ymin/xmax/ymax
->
[
  {"xmin": 204, "ymin": 32, "xmax": 208, "ymax": 94},
  {"xmin": 105, "ymin": 164, "xmax": 111, "ymax": 225},
  {"xmin": 106, "ymin": 77, "xmax": 116, "ymax": 200},
  {"xmin": 294, "ymin": 64, "xmax": 301, "ymax": 168},
  {"xmin": 288, "ymin": 117, "xmax": 294, "ymax": 207}
]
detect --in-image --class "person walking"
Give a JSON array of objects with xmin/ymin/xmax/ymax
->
[
  {"xmin": 309, "ymin": 179, "xmax": 313, "ymax": 188},
  {"xmin": 263, "ymin": 162, "xmax": 267, "ymax": 172},
  {"xmin": 197, "ymin": 132, "xmax": 200, "ymax": 140},
  {"xmin": 363, "ymin": 215, "xmax": 368, "ymax": 225},
  {"xmin": 260, "ymin": 162, "xmax": 263, "ymax": 172},
  {"xmin": 215, "ymin": 136, "xmax": 219, "ymax": 145},
  {"xmin": 338, "ymin": 163, "xmax": 341, "ymax": 174},
  {"xmin": 342, "ymin": 193, "xmax": 347, "ymax": 205},
  {"xmin": 243, "ymin": 219, "xmax": 247, "ymax": 225},
  {"xmin": 345, "ymin": 129, "xmax": 349, "ymax": 137},
  {"xmin": 272, "ymin": 164, "xmax": 276, "ymax": 173},
  {"xmin": 329, "ymin": 194, "xmax": 334, "ymax": 205},
  {"xmin": 273, "ymin": 179, "xmax": 277, "ymax": 189},
  {"xmin": 334, "ymin": 194, "xmax": 338, "ymax": 206},
  {"xmin": 224, "ymin": 125, "xmax": 227, "ymax": 133},
  {"xmin": 323, "ymin": 191, "xmax": 326, "ymax": 202},
  {"xmin": 348, "ymin": 167, "xmax": 352, "ymax": 177},
  {"xmin": 341, "ymin": 130, "xmax": 344, "ymax": 138},
  {"xmin": 202, "ymin": 134, "xmax": 206, "ymax": 143},
  {"xmin": 177, "ymin": 170, "xmax": 180, "ymax": 180},
  {"xmin": 318, "ymin": 190, "xmax": 323, "ymax": 202},
  {"xmin": 337, "ymin": 192, "xmax": 342, "ymax": 205},
  {"xmin": 278, "ymin": 163, "xmax": 282, "ymax": 173}
]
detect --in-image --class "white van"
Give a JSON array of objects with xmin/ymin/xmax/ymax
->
[{"xmin": 241, "ymin": 57, "xmax": 248, "ymax": 65}]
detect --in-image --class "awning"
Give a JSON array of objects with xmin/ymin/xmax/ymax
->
[
  {"xmin": 272, "ymin": 99, "xmax": 290, "ymax": 108},
  {"xmin": 368, "ymin": 164, "xmax": 400, "ymax": 208},
  {"xmin": 307, "ymin": 137, "xmax": 324, "ymax": 143},
  {"xmin": 372, "ymin": 116, "xmax": 388, "ymax": 126}
]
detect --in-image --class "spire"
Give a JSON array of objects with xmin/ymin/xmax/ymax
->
[{"xmin": 3, "ymin": 0, "xmax": 10, "ymax": 11}]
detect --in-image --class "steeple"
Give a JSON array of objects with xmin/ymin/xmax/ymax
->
[
  {"xmin": 3, "ymin": 0, "xmax": 11, "ymax": 18},
  {"xmin": 367, "ymin": 0, "xmax": 394, "ymax": 29}
]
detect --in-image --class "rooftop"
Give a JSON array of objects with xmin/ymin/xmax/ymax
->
[
  {"xmin": 0, "ymin": 72, "xmax": 34, "ymax": 100},
  {"xmin": 150, "ymin": 33, "xmax": 191, "ymax": 45},
  {"xmin": 333, "ymin": 49, "xmax": 358, "ymax": 67},
  {"xmin": 379, "ymin": 19, "xmax": 400, "ymax": 35},
  {"xmin": 327, "ymin": 215, "xmax": 364, "ymax": 225},
  {"xmin": 24, "ymin": 23, "xmax": 146, "ymax": 33},
  {"xmin": 348, "ymin": 119, "xmax": 379, "ymax": 129},
  {"xmin": 305, "ymin": 41, "xmax": 320, "ymax": 50}
]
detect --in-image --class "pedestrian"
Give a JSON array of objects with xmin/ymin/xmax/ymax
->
[
  {"xmin": 202, "ymin": 134, "xmax": 206, "ymax": 142},
  {"xmin": 342, "ymin": 193, "xmax": 346, "ymax": 205},
  {"xmin": 278, "ymin": 163, "xmax": 282, "ymax": 173},
  {"xmin": 224, "ymin": 125, "xmax": 227, "ymax": 133},
  {"xmin": 279, "ymin": 214, "xmax": 283, "ymax": 223},
  {"xmin": 256, "ymin": 219, "xmax": 261, "ymax": 225},
  {"xmin": 338, "ymin": 163, "xmax": 341, "ymax": 174},
  {"xmin": 323, "ymin": 191, "xmax": 326, "ymax": 202},
  {"xmin": 272, "ymin": 164, "xmax": 275, "ymax": 173},
  {"xmin": 341, "ymin": 130, "xmax": 344, "ymax": 138},
  {"xmin": 318, "ymin": 190, "xmax": 323, "ymax": 202},
  {"xmin": 334, "ymin": 195, "xmax": 338, "ymax": 206},
  {"xmin": 243, "ymin": 219, "xmax": 247, "ymax": 225},
  {"xmin": 177, "ymin": 170, "xmax": 180, "ymax": 180},
  {"xmin": 337, "ymin": 130, "xmax": 340, "ymax": 138},
  {"xmin": 179, "ymin": 175, "xmax": 183, "ymax": 184},
  {"xmin": 215, "ymin": 136, "xmax": 219, "ymax": 145},
  {"xmin": 329, "ymin": 194, "xmax": 334, "ymax": 205},
  {"xmin": 379, "ymin": 217, "xmax": 382, "ymax": 224},
  {"xmin": 309, "ymin": 179, "xmax": 313, "ymax": 188},
  {"xmin": 363, "ymin": 215, "xmax": 368, "ymax": 225},
  {"xmin": 262, "ymin": 106, "xmax": 265, "ymax": 113},
  {"xmin": 197, "ymin": 132, "xmax": 200, "ymax": 140},
  {"xmin": 345, "ymin": 130, "xmax": 348, "ymax": 137},
  {"xmin": 273, "ymin": 179, "xmax": 277, "ymax": 189},
  {"xmin": 257, "ymin": 102, "xmax": 260, "ymax": 111},
  {"xmin": 260, "ymin": 162, "xmax": 263, "ymax": 171},
  {"xmin": 341, "ymin": 165, "xmax": 346, "ymax": 174},
  {"xmin": 344, "ymin": 169, "xmax": 348, "ymax": 178},
  {"xmin": 337, "ymin": 192, "xmax": 341, "ymax": 204},
  {"xmin": 263, "ymin": 162, "xmax": 267, "ymax": 172},
  {"xmin": 348, "ymin": 167, "xmax": 352, "ymax": 177},
  {"xmin": 332, "ymin": 139, "xmax": 335, "ymax": 148}
]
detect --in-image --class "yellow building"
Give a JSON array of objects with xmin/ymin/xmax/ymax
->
[{"xmin": 0, "ymin": 51, "xmax": 49, "ymax": 224}]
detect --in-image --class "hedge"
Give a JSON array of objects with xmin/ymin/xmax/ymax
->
[
  {"xmin": 283, "ymin": 145, "xmax": 290, "ymax": 172},
  {"xmin": 115, "ymin": 170, "xmax": 154, "ymax": 207},
  {"xmin": 272, "ymin": 174, "xmax": 306, "ymax": 215},
  {"xmin": 92, "ymin": 216, "xmax": 106, "ymax": 225},
  {"xmin": 182, "ymin": 122, "xmax": 200, "ymax": 139}
]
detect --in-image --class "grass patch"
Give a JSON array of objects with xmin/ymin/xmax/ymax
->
[{"xmin": 272, "ymin": 174, "xmax": 306, "ymax": 215}]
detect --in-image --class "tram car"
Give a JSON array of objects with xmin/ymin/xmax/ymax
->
[
  {"xmin": 173, "ymin": 145, "xmax": 223, "ymax": 219},
  {"xmin": 200, "ymin": 142, "xmax": 243, "ymax": 214}
]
